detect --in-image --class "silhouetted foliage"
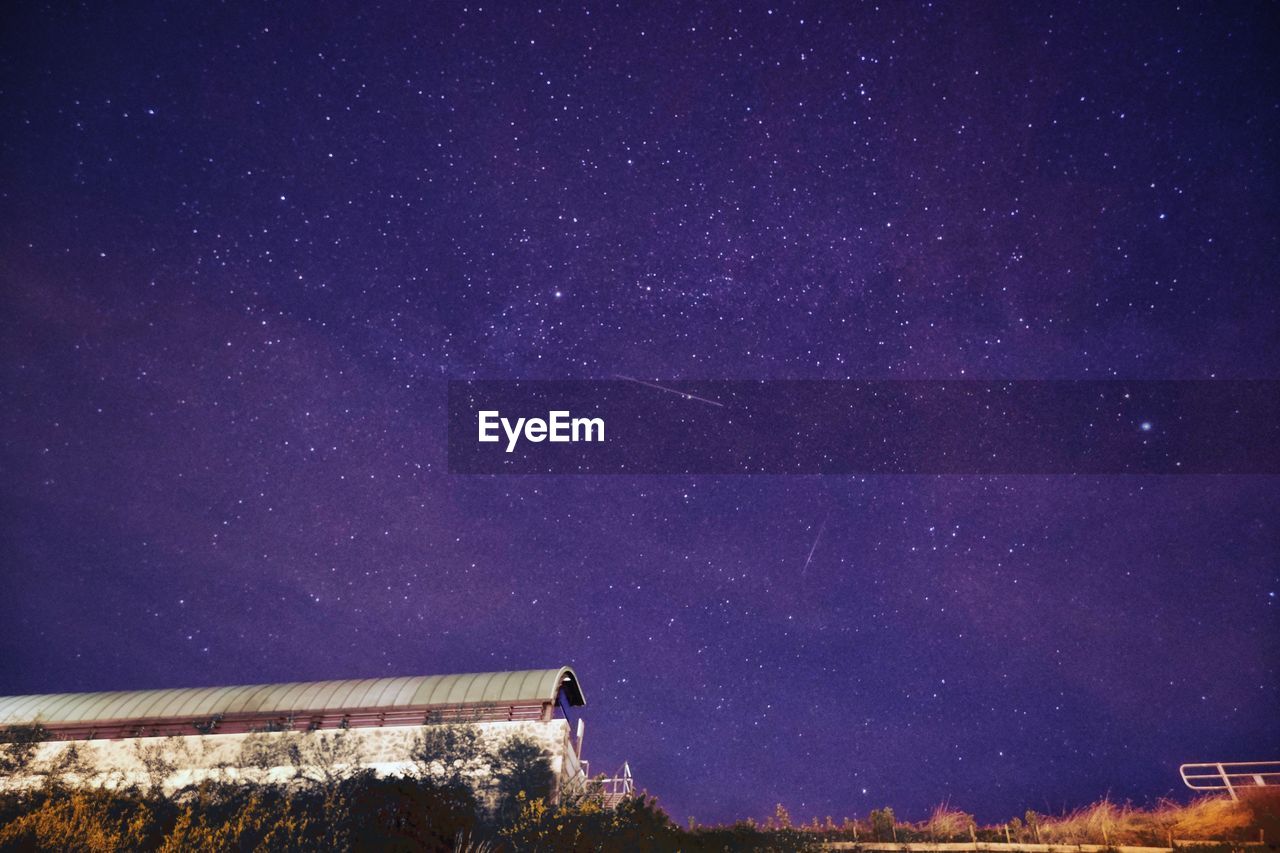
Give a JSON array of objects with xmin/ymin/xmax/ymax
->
[
  {"xmin": 408, "ymin": 724, "xmax": 489, "ymax": 790},
  {"xmin": 2, "ymin": 784, "xmax": 1273, "ymax": 852},
  {"xmin": 292, "ymin": 730, "xmax": 366, "ymax": 788},
  {"xmin": 2, "ymin": 726, "xmax": 1272, "ymax": 852},
  {"xmin": 0, "ymin": 725, "xmax": 49, "ymax": 778},
  {"xmin": 869, "ymin": 805, "xmax": 896, "ymax": 840},
  {"xmin": 490, "ymin": 734, "xmax": 554, "ymax": 821}
]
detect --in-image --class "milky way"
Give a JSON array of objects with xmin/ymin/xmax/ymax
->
[{"xmin": 1, "ymin": 3, "xmax": 1276, "ymax": 824}]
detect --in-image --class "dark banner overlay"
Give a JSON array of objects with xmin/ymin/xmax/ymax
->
[{"xmin": 447, "ymin": 380, "xmax": 1279, "ymax": 475}]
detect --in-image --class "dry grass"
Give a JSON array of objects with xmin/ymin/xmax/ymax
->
[
  {"xmin": 1029, "ymin": 791, "xmax": 1274, "ymax": 846},
  {"xmin": 807, "ymin": 789, "xmax": 1280, "ymax": 847},
  {"xmin": 923, "ymin": 803, "xmax": 975, "ymax": 841}
]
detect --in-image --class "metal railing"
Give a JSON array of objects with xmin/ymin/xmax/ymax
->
[
  {"xmin": 600, "ymin": 761, "xmax": 634, "ymax": 807},
  {"xmin": 1179, "ymin": 761, "xmax": 1280, "ymax": 800}
]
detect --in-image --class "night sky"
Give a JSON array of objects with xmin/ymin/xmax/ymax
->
[{"xmin": 2, "ymin": 1, "xmax": 1277, "ymax": 826}]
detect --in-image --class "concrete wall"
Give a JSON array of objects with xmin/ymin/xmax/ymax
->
[{"xmin": 6, "ymin": 719, "xmax": 585, "ymax": 803}]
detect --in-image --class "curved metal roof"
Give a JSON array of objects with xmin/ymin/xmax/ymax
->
[{"xmin": 0, "ymin": 667, "xmax": 584, "ymax": 726}]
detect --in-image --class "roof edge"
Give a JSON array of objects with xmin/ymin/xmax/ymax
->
[{"xmin": 554, "ymin": 666, "xmax": 586, "ymax": 707}]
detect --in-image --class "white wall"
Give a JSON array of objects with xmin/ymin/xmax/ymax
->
[{"xmin": 5, "ymin": 719, "xmax": 585, "ymax": 802}]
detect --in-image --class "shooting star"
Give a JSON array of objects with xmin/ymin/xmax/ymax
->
[
  {"xmin": 615, "ymin": 375, "xmax": 725, "ymax": 408},
  {"xmin": 801, "ymin": 511, "xmax": 831, "ymax": 576}
]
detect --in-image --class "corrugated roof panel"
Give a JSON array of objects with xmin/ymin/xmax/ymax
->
[
  {"xmin": 363, "ymin": 676, "xmax": 401, "ymax": 706},
  {"xmin": 490, "ymin": 671, "xmax": 524, "ymax": 705},
  {"xmin": 523, "ymin": 671, "xmax": 548, "ymax": 701},
  {"xmin": 234, "ymin": 683, "xmax": 285, "ymax": 715},
  {"xmin": 334, "ymin": 681, "xmax": 369, "ymax": 708},
  {"xmin": 163, "ymin": 686, "xmax": 215, "ymax": 718},
  {"xmin": 0, "ymin": 667, "xmax": 582, "ymax": 729},
  {"xmin": 321, "ymin": 678, "xmax": 371, "ymax": 711},
  {"xmin": 408, "ymin": 676, "xmax": 442, "ymax": 706},
  {"xmin": 381, "ymin": 677, "xmax": 420, "ymax": 708},
  {"xmin": 444, "ymin": 672, "xmax": 481, "ymax": 705},
  {"xmin": 111, "ymin": 690, "xmax": 158, "ymax": 720},
  {"xmin": 480, "ymin": 671, "xmax": 517, "ymax": 703},
  {"xmin": 149, "ymin": 689, "xmax": 191, "ymax": 720},
  {"xmin": 408, "ymin": 676, "xmax": 438, "ymax": 706},
  {"xmin": 2, "ymin": 694, "xmax": 47, "ymax": 724},
  {"xmin": 221, "ymin": 683, "xmax": 267, "ymax": 714},
  {"xmin": 354, "ymin": 678, "xmax": 391, "ymax": 708},
  {"xmin": 273, "ymin": 682, "xmax": 315, "ymax": 712},
  {"xmin": 56, "ymin": 691, "xmax": 113, "ymax": 722},
  {"xmin": 211, "ymin": 685, "xmax": 258, "ymax": 716},
  {"xmin": 292, "ymin": 682, "xmax": 331, "ymax": 712}
]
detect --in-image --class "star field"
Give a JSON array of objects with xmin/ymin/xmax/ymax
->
[{"xmin": 1, "ymin": 1, "xmax": 1277, "ymax": 825}]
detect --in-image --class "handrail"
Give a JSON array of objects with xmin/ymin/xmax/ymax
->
[{"xmin": 1179, "ymin": 761, "xmax": 1280, "ymax": 800}]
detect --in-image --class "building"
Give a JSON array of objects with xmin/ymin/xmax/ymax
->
[{"xmin": 0, "ymin": 666, "xmax": 598, "ymax": 801}]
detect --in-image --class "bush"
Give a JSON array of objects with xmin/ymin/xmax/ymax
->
[{"xmin": 1, "ymin": 760, "xmax": 1271, "ymax": 851}]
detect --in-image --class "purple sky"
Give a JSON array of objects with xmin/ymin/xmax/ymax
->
[{"xmin": 1, "ymin": 2, "xmax": 1277, "ymax": 825}]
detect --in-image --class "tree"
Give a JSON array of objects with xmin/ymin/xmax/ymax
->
[
  {"xmin": 491, "ymin": 735, "xmax": 553, "ymax": 821},
  {"xmin": 408, "ymin": 723, "xmax": 489, "ymax": 790}
]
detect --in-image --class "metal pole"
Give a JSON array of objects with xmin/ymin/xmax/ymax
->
[{"xmin": 1216, "ymin": 763, "xmax": 1238, "ymax": 801}]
